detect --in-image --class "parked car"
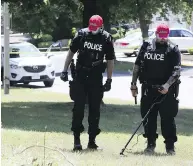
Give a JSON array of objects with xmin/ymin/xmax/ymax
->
[
  {"xmin": 114, "ymin": 30, "xmax": 155, "ymax": 56},
  {"xmin": 168, "ymin": 28, "xmax": 193, "ymax": 52},
  {"xmin": 114, "ymin": 27, "xmax": 193, "ymax": 56},
  {"xmin": 1, "ymin": 41, "xmax": 55, "ymax": 87},
  {"xmin": 45, "ymin": 41, "xmax": 68, "ymax": 75}
]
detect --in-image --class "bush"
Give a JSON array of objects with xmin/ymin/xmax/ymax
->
[
  {"xmin": 41, "ymin": 34, "xmax": 53, "ymax": 42},
  {"xmin": 38, "ymin": 41, "xmax": 53, "ymax": 48},
  {"xmin": 188, "ymin": 47, "xmax": 193, "ymax": 55}
]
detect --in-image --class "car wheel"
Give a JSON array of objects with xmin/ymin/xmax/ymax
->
[
  {"xmin": 43, "ymin": 80, "xmax": 54, "ymax": 87},
  {"xmin": 134, "ymin": 52, "xmax": 138, "ymax": 57},
  {"xmin": 124, "ymin": 53, "xmax": 132, "ymax": 57},
  {"xmin": 23, "ymin": 82, "xmax": 30, "ymax": 85}
]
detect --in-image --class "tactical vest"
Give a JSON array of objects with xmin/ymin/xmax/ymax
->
[
  {"xmin": 139, "ymin": 44, "xmax": 174, "ymax": 84},
  {"xmin": 76, "ymin": 28, "xmax": 108, "ymax": 67}
]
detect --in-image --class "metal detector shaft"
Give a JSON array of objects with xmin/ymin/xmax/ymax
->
[
  {"xmin": 120, "ymin": 81, "xmax": 180, "ymax": 155},
  {"xmin": 120, "ymin": 107, "xmax": 152, "ymax": 155}
]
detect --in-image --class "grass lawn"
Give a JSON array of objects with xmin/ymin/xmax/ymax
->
[
  {"xmin": 1, "ymin": 88, "xmax": 193, "ymax": 166},
  {"xmin": 114, "ymin": 60, "xmax": 134, "ymax": 72}
]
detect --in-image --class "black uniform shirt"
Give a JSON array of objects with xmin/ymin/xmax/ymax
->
[
  {"xmin": 70, "ymin": 28, "xmax": 115, "ymax": 63},
  {"xmin": 135, "ymin": 41, "xmax": 181, "ymax": 84}
]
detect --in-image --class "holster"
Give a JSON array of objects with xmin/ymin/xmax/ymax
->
[
  {"xmin": 173, "ymin": 79, "xmax": 181, "ymax": 98},
  {"xmin": 69, "ymin": 80, "xmax": 76, "ymax": 101}
]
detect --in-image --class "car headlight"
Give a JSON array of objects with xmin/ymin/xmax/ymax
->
[
  {"xmin": 47, "ymin": 62, "xmax": 52, "ymax": 67},
  {"xmin": 10, "ymin": 64, "xmax": 21, "ymax": 69}
]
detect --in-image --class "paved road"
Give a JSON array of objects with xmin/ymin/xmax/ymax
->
[
  {"xmin": 10, "ymin": 51, "xmax": 193, "ymax": 108},
  {"xmin": 29, "ymin": 66, "xmax": 193, "ymax": 108}
]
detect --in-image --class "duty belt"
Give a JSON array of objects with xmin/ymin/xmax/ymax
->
[
  {"xmin": 92, "ymin": 60, "xmax": 103, "ymax": 67},
  {"xmin": 77, "ymin": 60, "xmax": 103, "ymax": 70}
]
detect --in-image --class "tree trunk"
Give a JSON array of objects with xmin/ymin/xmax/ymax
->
[
  {"xmin": 136, "ymin": 0, "xmax": 150, "ymax": 40},
  {"xmin": 139, "ymin": 15, "xmax": 149, "ymax": 40},
  {"xmin": 82, "ymin": 0, "xmax": 97, "ymax": 28},
  {"xmin": 97, "ymin": 3, "xmax": 111, "ymax": 32},
  {"xmin": 103, "ymin": 11, "xmax": 111, "ymax": 32}
]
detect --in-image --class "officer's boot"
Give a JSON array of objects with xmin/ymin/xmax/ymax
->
[
  {"xmin": 165, "ymin": 141, "xmax": 175, "ymax": 155},
  {"xmin": 144, "ymin": 139, "xmax": 156, "ymax": 154},
  {"xmin": 73, "ymin": 133, "xmax": 82, "ymax": 151},
  {"xmin": 87, "ymin": 135, "xmax": 99, "ymax": 150}
]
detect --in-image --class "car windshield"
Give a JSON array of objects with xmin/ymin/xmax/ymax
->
[
  {"xmin": 125, "ymin": 32, "xmax": 142, "ymax": 40},
  {"xmin": 10, "ymin": 43, "xmax": 43, "ymax": 57}
]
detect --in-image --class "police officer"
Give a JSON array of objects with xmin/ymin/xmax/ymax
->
[
  {"xmin": 130, "ymin": 24, "xmax": 181, "ymax": 155},
  {"xmin": 60, "ymin": 15, "xmax": 115, "ymax": 151}
]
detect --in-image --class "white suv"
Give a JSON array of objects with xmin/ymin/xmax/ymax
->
[
  {"xmin": 114, "ymin": 27, "xmax": 193, "ymax": 56},
  {"xmin": 1, "ymin": 42, "xmax": 55, "ymax": 87},
  {"xmin": 168, "ymin": 28, "xmax": 193, "ymax": 52},
  {"xmin": 148, "ymin": 28, "xmax": 193, "ymax": 52}
]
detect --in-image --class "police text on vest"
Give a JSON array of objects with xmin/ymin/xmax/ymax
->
[
  {"xmin": 84, "ymin": 42, "xmax": 102, "ymax": 51},
  {"xmin": 144, "ymin": 53, "xmax": 164, "ymax": 61}
]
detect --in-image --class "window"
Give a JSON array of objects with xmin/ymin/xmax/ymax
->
[
  {"xmin": 156, "ymin": 17, "xmax": 162, "ymax": 21},
  {"xmin": 180, "ymin": 30, "xmax": 193, "ymax": 37},
  {"xmin": 10, "ymin": 44, "xmax": 42, "ymax": 57},
  {"xmin": 164, "ymin": 17, "xmax": 169, "ymax": 21},
  {"xmin": 169, "ymin": 30, "xmax": 181, "ymax": 37}
]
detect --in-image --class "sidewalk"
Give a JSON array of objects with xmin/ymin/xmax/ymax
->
[
  {"xmin": 41, "ymin": 74, "xmax": 193, "ymax": 108},
  {"xmin": 181, "ymin": 54, "xmax": 193, "ymax": 67},
  {"xmin": 115, "ymin": 52, "xmax": 193, "ymax": 67}
]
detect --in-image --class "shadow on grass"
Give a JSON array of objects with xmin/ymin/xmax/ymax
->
[
  {"xmin": 1, "ymin": 84, "xmax": 46, "ymax": 89},
  {"xmin": 123, "ymin": 151, "xmax": 169, "ymax": 157},
  {"xmin": 1, "ymin": 101, "xmax": 193, "ymax": 136},
  {"xmin": 113, "ymin": 60, "xmax": 133, "ymax": 73}
]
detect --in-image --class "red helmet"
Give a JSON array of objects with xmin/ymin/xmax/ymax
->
[
  {"xmin": 88, "ymin": 15, "xmax": 103, "ymax": 34},
  {"xmin": 156, "ymin": 24, "xmax": 170, "ymax": 39}
]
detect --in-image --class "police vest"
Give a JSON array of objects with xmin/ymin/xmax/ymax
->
[
  {"xmin": 77, "ymin": 28, "xmax": 108, "ymax": 67},
  {"xmin": 140, "ymin": 46, "xmax": 173, "ymax": 84}
]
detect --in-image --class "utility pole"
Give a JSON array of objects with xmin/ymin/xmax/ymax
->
[{"xmin": 3, "ymin": 2, "xmax": 10, "ymax": 94}]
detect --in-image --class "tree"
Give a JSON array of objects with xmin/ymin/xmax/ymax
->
[
  {"xmin": 80, "ymin": 0, "xmax": 97, "ymax": 28},
  {"xmin": 118, "ymin": 0, "xmax": 193, "ymax": 39},
  {"xmin": 97, "ymin": 0, "xmax": 122, "ymax": 32},
  {"xmin": 2, "ymin": 0, "xmax": 44, "ymax": 10},
  {"xmin": 4, "ymin": 0, "xmax": 83, "ymax": 42}
]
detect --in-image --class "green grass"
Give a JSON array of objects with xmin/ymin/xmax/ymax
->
[
  {"xmin": 1, "ymin": 88, "xmax": 193, "ymax": 166},
  {"xmin": 114, "ymin": 60, "xmax": 134, "ymax": 72}
]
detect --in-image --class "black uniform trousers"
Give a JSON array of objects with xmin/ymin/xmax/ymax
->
[
  {"xmin": 71, "ymin": 67, "xmax": 104, "ymax": 137},
  {"xmin": 1, "ymin": 67, "xmax": 4, "ymax": 83},
  {"xmin": 140, "ymin": 84, "xmax": 179, "ymax": 144}
]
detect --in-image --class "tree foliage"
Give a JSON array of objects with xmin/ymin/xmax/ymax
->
[
  {"xmin": 112, "ymin": 0, "xmax": 193, "ymax": 38},
  {"xmin": 2, "ymin": 0, "xmax": 193, "ymax": 42},
  {"xmin": 5, "ymin": 0, "xmax": 82, "ymax": 41}
]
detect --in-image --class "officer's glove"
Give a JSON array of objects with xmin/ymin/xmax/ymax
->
[
  {"xmin": 158, "ymin": 83, "xmax": 169, "ymax": 94},
  {"xmin": 130, "ymin": 83, "xmax": 138, "ymax": 97},
  {"xmin": 103, "ymin": 78, "xmax": 112, "ymax": 92},
  {"xmin": 60, "ymin": 71, "xmax": 68, "ymax": 82}
]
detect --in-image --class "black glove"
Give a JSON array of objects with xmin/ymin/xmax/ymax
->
[
  {"xmin": 60, "ymin": 71, "xmax": 68, "ymax": 82},
  {"xmin": 103, "ymin": 78, "xmax": 112, "ymax": 92}
]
